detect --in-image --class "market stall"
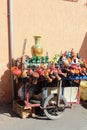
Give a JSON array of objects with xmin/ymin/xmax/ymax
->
[{"xmin": 11, "ymin": 37, "xmax": 87, "ymax": 119}]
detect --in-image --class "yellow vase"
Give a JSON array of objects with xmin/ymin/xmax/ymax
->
[{"xmin": 31, "ymin": 36, "xmax": 43, "ymax": 57}]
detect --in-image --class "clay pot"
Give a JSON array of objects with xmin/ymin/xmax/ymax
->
[
  {"xmin": 27, "ymin": 69, "xmax": 33, "ymax": 76},
  {"xmin": 21, "ymin": 70, "xmax": 28, "ymax": 77},
  {"xmin": 11, "ymin": 66, "xmax": 18, "ymax": 71},
  {"xmin": 13, "ymin": 68, "xmax": 21, "ymax": 76}
]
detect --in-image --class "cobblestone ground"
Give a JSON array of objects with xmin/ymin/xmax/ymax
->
[{"xmin": 0, "ymin": 101, "xmax": 87, "ymax": 130}]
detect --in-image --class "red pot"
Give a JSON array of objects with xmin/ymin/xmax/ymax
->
[
  {"xmin": 13, "ymin": 68, "xmax": 21, "ymax": 76},
  {"xmin": 27, "ymin": 69, "xmax": 33, "ymax": 76}
]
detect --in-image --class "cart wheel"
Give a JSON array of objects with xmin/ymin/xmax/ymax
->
[{"xmin": 43, "ymin": 94, "xmax": 68, "ymax": 120}]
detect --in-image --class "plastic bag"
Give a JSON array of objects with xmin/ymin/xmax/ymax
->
[
  {"xmin": 18, "ymin": 84, "xmax": 26, "ymax": 100},
  {"xmin": 80, "ymin": 80, "xmax": 87, "ymax": 100},
  {"xmin": 80, "ymin": 80, "xmax": 87, "ymax": 87}
]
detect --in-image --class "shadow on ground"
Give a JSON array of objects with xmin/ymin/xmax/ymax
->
[
  {"xmin": 80, "ymin": 100, "xmax": 87, "ymax": 109},
  {"xmin": 0, "ymin": 102, "xmax": 19, "ymax": 119},
  {"xmin": 0, "ymin": 101, "xmax": 87, "ymax": 121},
  {"xmin": 0, "ymin": 103, "xmax": 47, "ymax": 120}
]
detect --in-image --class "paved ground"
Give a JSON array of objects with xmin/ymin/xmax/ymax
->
[{"xmin": 0, "ymin": 101, "xmax": 87, "ymax": 130}]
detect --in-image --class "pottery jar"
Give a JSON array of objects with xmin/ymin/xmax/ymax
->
[{"xmin": 31, "ymin": 36, "xmax": 43, "ymax": 57}]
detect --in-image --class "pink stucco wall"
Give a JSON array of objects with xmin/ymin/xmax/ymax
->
[{"xmin": 0, "ymin": 0, "xmax": 87, "ymax": 103}]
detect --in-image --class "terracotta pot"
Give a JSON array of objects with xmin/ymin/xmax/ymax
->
[{"xmin": 13, "ymin": 68, "xmax": 21, "ymax": 76}]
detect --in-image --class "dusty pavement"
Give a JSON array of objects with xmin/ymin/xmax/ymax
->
[{"xmin": 0, "ymin": 101, "xmax": 87, "ymax": 130}]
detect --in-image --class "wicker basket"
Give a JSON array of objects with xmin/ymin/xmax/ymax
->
[{"xmin": 13, "ymin": 100, "xmax": 32, "ymax": 119}]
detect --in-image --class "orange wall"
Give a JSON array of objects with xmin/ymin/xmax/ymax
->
[
  {"xmin": 0, "ymin": 0, "xmax": 87, "ymax": 103},
  {"xmin": 0, "ymin": 0, "xmax": 12, "ymax": 103},
  {"xmin": 13, "ymin": 0, "xmax": 87, "ymax": 58}
]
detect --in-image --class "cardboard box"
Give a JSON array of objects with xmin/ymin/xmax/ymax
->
[
  {"xmin": 47, "ymin": 85, "xmax": 80, "ymax": 104},
  {"xmin": 62, "ymin": 86, "xmax": 80, "ymax": 104}
]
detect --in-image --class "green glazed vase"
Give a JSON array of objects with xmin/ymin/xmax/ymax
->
[{"xmin": 31, "ymin": 36, "xmax": 43, "ymax": 57}]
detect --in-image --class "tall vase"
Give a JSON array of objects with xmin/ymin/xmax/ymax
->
[{"xmin": 31, "ymin": 36, "xmax": 43, "ymax": 57}]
